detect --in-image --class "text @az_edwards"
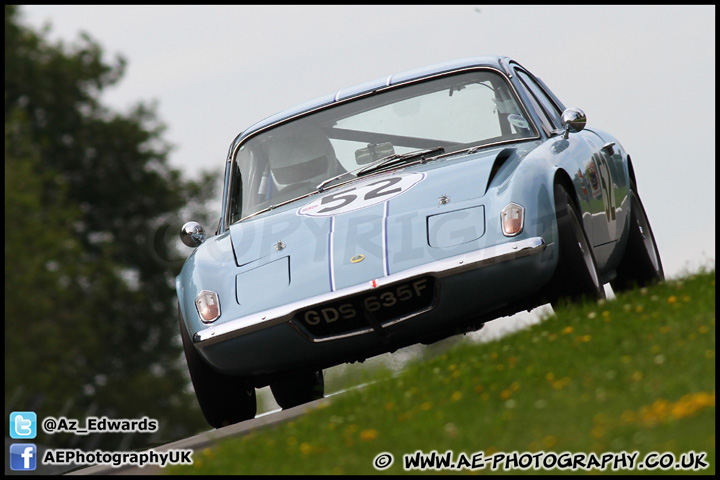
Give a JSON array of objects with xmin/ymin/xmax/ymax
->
[{"xmin": 42, "ymin": 415, "xmax": 157, "ymax": 435}]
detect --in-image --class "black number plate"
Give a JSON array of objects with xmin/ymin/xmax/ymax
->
[{"xmin": 296, "ymin": 277, "xmax": 435, "ymax": 338}]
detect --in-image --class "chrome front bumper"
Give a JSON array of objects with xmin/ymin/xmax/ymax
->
[{"xmin": 194, "ymin": 236, "xmax": 546, "ymax": 346}]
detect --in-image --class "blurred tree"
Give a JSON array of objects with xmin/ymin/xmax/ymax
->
[{"xmin": 5, "ymin": 5, "xmax": 216, "ymax": 447}]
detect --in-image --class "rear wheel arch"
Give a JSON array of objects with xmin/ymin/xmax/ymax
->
[
  {"xmin": 269, "ymin": 370, "xmax": 325, "ymax": 410},
  {"xmin": 626, "ymin": 155, "xmax": 638, "ymax": 193},
  {"xmin": 610, "ymin": 188, "xmax": 664, "ymax": 292}
]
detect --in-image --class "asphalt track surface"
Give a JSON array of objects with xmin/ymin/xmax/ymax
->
[{"xmin": 66, "ymin": 397, "xmax": 331, "ymax": 475}]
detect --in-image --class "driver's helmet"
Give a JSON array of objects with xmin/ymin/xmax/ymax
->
[{"xmin": 266, "ymin": 123, "xmax": 341, "ymax": 187}]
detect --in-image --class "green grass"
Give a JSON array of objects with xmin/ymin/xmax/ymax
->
[{"xmin": 168, "ymin": 269, "xmax": 715, "ymax": 475}]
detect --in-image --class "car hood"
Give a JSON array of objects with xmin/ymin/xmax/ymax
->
[{"xmin": 228, "ymin": 147, "xmax": 515, "ymax": 311}]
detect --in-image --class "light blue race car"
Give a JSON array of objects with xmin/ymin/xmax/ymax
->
[{"xmin": 176, "ymin": 55, "xmax": 663, "ymax": 428}]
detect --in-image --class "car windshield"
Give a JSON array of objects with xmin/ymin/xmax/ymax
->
[{"xmin": 228, "ymin": 69, "xmax": 537, "ymax": 223}]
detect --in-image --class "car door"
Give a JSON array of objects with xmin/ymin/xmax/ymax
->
[
  {"xmin": 578, "ymin": 130, "xmax": 623, "ymax": 246},
  {"xmin": 512, "ymin": 67, "xmax": 616, "ymax": 249}
]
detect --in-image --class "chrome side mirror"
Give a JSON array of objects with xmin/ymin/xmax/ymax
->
[
  {"xmin": 180, "ymin": 221, "xmax": 206, "ymax": 248},
  {"xmin": 561, "ymin": 108, "xmax": 587, "ymax": 139}
]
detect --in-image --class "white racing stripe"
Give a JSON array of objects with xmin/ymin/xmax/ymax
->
[
  {"xmin": 382, "ymin": 201, "xmax": 390, "ymax": 277},
  {"xmin": 328, "ymin": 216, "xmax": 336, "ymax": 292}
]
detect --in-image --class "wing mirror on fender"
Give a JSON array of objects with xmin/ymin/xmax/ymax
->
[
  {"xmin": 561, "ymin": 108, "xmax": 587, "ymax": 139},
  {"xmin": 181, "ymin": 221, "xmax": 206, "ymax": 248}
]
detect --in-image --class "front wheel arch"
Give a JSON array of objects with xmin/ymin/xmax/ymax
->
[
  {"xmin": 179, "ymin": 306, "xmax": 257, "ymax": 428},
  {"xmin": 553, "ymin": 169, "xmax": 580, "ymax": 216},
  {"xmin": 545, "ymin": 182, "xmax": 605, "ymax": 306}
]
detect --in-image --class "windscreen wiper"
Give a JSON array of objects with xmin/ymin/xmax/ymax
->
[
  {"xmin": 315, "ymin": 146, "xmax": 445, "ymax": 192},
  {"xmin": 316, "ymin": 170, "xmax": 355, "ymax": 192},
  {"xmin": 356, "ymin": 146, "xmax": 445, "ymax": 177}
]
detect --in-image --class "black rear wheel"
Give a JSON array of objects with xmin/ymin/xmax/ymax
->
[
  {"xmin": 611, "ymin": 189, "xmax": 664, "ymax": 292},
  {"xmin": 549, "ymin": 184, "xmax": 606, "ymax": 307},
  {"xmin": 179, "ymin": 308, "xmax": 257, "ymax": 428},
  {"xmin": 270, "ymin": 370, "xmax": 324, "ymax": 410}
]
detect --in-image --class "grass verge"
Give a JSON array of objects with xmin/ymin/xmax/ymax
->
[{"xmin": 168, "ymin": 269, "xmax": 715, "ymax": 475}]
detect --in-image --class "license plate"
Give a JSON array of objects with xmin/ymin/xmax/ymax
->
[{"xmin": 297, "ymin": 277, "xmax": 435, "ymax": 338}]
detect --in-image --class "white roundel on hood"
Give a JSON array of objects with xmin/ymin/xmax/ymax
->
[{"xmin": 297, "ymin": 172, "xmax": 425, "ymax": 217}]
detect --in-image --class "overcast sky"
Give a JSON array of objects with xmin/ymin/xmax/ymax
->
[{"xmin": 19, "ymin": 5, "xmax": 715, "ymax": 280}]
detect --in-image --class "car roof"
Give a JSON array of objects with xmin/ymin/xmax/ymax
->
[{"xmin": 227, "ymin": 55, "xmax": 513, "ymax": 158}]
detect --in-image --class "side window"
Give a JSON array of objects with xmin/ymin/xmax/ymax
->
[
  {"xmin": 514, "ymin": 77, "xmax": 554, "ymax": 136},
  {"xmin": 516, "ymin": 70, "xmax": 563, "ymax": 130}
]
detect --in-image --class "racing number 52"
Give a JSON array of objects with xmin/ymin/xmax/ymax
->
[{"xmin": 318, "ymin": 178, "xmax": 403, "ymax": 214}]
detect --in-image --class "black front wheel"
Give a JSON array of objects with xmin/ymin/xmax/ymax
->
[
  {"xmin": 549, "ymin": 184, "xmax": 606, "ymax": 307},
  {"xmin": 179, "ymin": 307, "xmax": 257, "ymax": 428},
  {"xmin": 270, "ymin": 370, "xmax": 324, "ymax": 410},
  {"xmin": 611, "ymin": 189, "xmax": 664, "ymax": 292}
]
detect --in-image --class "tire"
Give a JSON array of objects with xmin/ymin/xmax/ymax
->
[
  {"xmin": 270, "ymin": 370, "xmax": 324, "ymax": 410},
  {"xmin": 611, "ymin": 189, "xmax": 664, "ymax": 292},
  {"xmin": 549, "ymin": 184, "xmax": 606, "ymax": 306},
  {"xmin": 179, "ymin": 307, "xmax": 257, "ymax": 428}
]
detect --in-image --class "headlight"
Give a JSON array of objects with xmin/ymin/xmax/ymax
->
[
  {"xmin": 195, "ymin": 290, "xmax": 221, "ymax": 323},
  {"xmin": 501, "ymin": 203, "xmax": 524, "ymax": 237}
]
